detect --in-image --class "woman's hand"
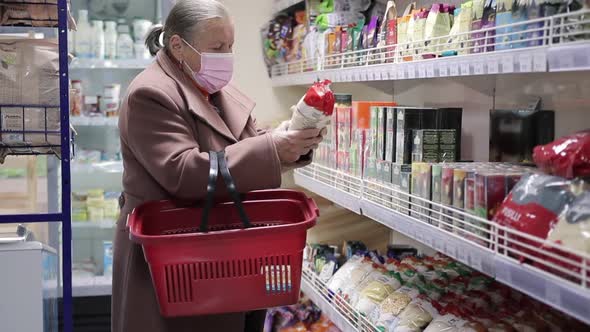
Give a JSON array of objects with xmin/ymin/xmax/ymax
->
[{"xmin": 271, "ymin": 123, "xmax": 324, "ymax": 164}]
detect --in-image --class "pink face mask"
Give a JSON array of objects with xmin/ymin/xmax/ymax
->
[{"xmin": 182, "ymin": 39, "xmax": 234, "ymax": 93}]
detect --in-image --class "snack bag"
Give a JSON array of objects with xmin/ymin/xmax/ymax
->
[
  {"xmin": 371, "ymin": 284, "xmax": 421, "ymax": 328},
  {"xmin": 533, "ymin": 130, "xmax": 590, "ymax": 179},
  {"xmin": 353, "ymin": 270, "xmax": 403, "ymax": 316},
  {"xmin": 290, "ymin": 80, "xmax": 335, "ymax": 130},
  {"xmin": 391, "ymin": 295, "xmax": 439, "ymax": 332},
  {"xmin": 548, "ymin": 191, "xmax": 590, "ymax": 255}
]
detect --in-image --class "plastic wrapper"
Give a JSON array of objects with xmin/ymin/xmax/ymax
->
[
  {"xmin": 290, "ymin": 80, "xmax": 335, "ymax": 130},
  {"xmin": 533, "ymin": 130, "xmax": 590, "ymax": 179},
  {"xmin": 326, "ymin": 255, "xmax": 364, "ymax": 294},
  {"xmin": 371, "ymin": 285, "xmax": 421, "ymax": 329},
  {"xmin": 401, "ymin": 256, "xmax": 431, "ymax": 273},
  {"xmin": 548, "ymin": 191, "xmax": 590, "ymax": 256},
  {"xmin": 493, "ymin": 173, "xmax": 585, "ymax": 259},
  {"xmin": 352, "ymin": 270, "xmax": 403, "ymax": 316},
  {"xmin": 0, "ymin": 2, "xmax": 59, "ymax": 27},
  {"xmin": 391, "ymin": 295, "xmax": 439, "ymax": 332},
  {"xmin": 342, "ymin": 265, "xmax": 383, "ymax": 302}
]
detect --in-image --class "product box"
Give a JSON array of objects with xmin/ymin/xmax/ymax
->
[
  {"xmin": 412, "ymin": 129, "xmax": 440, "ymax": 163},
  {"xmin": 369, "ymin": 106, "xmax": 380, "ymax": 160},
  {"xmin": 385, "ymin": 107, "xmax": 396, "ymax": 162},
  {"xmin": 336, "ymin": 105, "xmax": 353, "ymax": 167},
  {"xmin": 103, "ymin": 241, "xmax": 113, "ymax": 276},
  {"xmin": 377, "ymin": 107, "xmax": 387, "ymax": 160},
  {"xmin": 441, "ymin": 165, "xmax": 455, "ymax": 207},
  {"xmin": 489, "ymin": 109, "xmax": 555, "ymax": 162},
  {"xmin": 411, "ymin": 162, "xmax": 432, "ymax": 222},
  {"xmin": 436, "ymin": 108, "xmax": 462, "ymax": 160},
  {"xmin": 395, "ymin": 107, "xmax": 437, "ymax": 164},
  {"xmin": 431, "ymin": 164, "xmax": 443, "ymax": 223},
  {"xmin": 393, "ymin": 164, "xmax": 412, "ymax": 214},
  {"xmin": 464, "ymin": 169, "xmax": 477, "ymax": 216},
  {"xmin": 438, "ymin": 129, "xmax": 457, "ymax": 162},
  {"xmin": 452, "ymin": 168, "xmax": 467, "ymax": 233},
  {"xmin": 353, "ymin": 101, "xmax": 398, "ymax": 131}
]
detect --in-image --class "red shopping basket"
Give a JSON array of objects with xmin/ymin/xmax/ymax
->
[{"xmin": 128, "ymin": 151, "xmax": 318, "ymax": 317}]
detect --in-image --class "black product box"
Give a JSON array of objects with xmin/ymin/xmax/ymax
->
[
  {"xmin": 489, "ymin": 109, "xmax": 555, "ymax": 162},
  {"xmin": 437, "ymin": 108, "xmax": 463, "ymax": 160},
  {"xmin": 438, "ymin": 129, "xmax": 457, "ymax": 162},
  {"xmin": 412, "ymin": 130, "xmax": 440, "ymax": 163},
  {"xmin": 395, "ymin": 107, "xmax": 437, "ymax": 164},
  {"xmin": 377, "ymin": 107, "xmax": 387, "ymax": 161},
  {"xmin": 385, "ymin": 107, "xmax": 396, "ymax": 162},
  {"xmin": 393, "ymin": 164, "xmax": 412, "ymax": 214}
]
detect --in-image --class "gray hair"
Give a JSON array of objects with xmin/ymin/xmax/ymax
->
[{"xmin": 145, "ymin": 0, "xmax": 230, "ymax": 56}]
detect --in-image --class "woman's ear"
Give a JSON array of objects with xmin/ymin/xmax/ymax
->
[{"xmin": 168, "ymin": 34, "xmax": 184, "ymax": 59}]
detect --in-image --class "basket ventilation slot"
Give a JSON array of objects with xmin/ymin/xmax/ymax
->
[
  {"xmin": 262, "ymin": 255, "xmax": 293, "ymax": 294},
  {"xmin": 164, "ymin": 256, "xmax": 292, "ymax": 302}
]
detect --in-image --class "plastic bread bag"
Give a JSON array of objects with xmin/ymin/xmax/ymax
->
[
  {"xmin": 370, "ymin": 284, "xmax": 421, "ymax": 328},
  {"xmin": 533, "ymin": 130, "xmax": 590, "ymax": 179},
  {"xmin": 548, "ymin": 190, "xmax": 590, "ymax": 256},
  {"xmin": 352, "ymin": 270, "xmax": 404, "ymax": 316},
  {"xmin": 493, "ymin": 173, "xmax": 583, "ymax": 259},
  {"xmin": 290, "ymin": 80, "xmax": 335, "ymax": 130},
  {"xmin": 326, "ymin": 255, "xmax": 364, "ymax": 294}
]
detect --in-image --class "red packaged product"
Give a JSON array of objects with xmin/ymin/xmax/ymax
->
[
  {"xmin": 291, "ymin": 80, "xmax": 336, "ymax": 130},
  {"xmin": 533, "ymin": 130, "xmax": 590, "ymax": 179},
  {"xmin": 493, "ymin": 173, "xmax": 578, "ymax": 260}
]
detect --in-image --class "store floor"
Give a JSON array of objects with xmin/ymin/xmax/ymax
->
[{"xmin": 59, "ymin": 296, "xmax": 111, "ymax": 332}]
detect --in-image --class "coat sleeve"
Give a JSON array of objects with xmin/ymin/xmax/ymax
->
[{"xmin": 125, "ymin": 85, "xmax": 282, "ymax": 201}]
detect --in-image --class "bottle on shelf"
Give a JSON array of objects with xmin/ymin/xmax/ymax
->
[
  {"xmin": 92, "ymin": 20, "xmax": 105, "ymax": 59},
  {"xmin": 105, "ymin": 21, "xmax": 118, "ymax": 60},
  {"xmin": 116, "ymin": 24, "xmax": 134, "ymax": 59},
  {"xmin": 75, "ymin": 10, "xmax": 92, "ymax": 58}
]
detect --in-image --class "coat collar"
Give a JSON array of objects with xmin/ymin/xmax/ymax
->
[{"xmin": 155, "ymin": 50, "xmax": 256, "ymax": 143}]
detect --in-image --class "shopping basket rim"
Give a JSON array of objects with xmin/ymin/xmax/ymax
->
[{"xmin": 127, "ymin": 190, "xmax": 318, "ymax": 245}]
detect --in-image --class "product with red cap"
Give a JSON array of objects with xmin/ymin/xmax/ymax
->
[
  {"xmin": 533, "ymin": 130, "xmax": 590, "ymax": 179},
  {"xmin": 289, "ymin": 79, "xmax": 336, "ymax": 130}
]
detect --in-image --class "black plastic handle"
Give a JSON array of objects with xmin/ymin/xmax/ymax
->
[{"xmin": 200, "ymin": 150, "xmax": 251, "ymax": 232}]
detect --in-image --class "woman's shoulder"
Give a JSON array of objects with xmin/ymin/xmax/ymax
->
[{"xmin": 125, "ymin": 63, "xmax": 182, "ymax": 105}]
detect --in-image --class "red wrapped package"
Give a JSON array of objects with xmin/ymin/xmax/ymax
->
[
  {"xmin": 533, "ymin": 130, "xmax": 590, "ymax": 179},
  {"xmin": 290, "ymin": 80, "xmax": 335, "ymax": 130}
]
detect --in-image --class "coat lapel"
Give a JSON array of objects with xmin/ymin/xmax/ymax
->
[{"xmin": 155, "ymin": 50, "xmax": 256, "ymax": 143}]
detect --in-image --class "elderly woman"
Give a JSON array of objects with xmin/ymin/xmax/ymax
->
[{"xmin": 112, "ymin": 0, "xmax": 323, "ymax": 331}]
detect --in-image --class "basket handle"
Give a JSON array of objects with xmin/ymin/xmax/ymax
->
[{"xmin": 200, "ymin": 151, "xmax": 251, "ymax": 232}]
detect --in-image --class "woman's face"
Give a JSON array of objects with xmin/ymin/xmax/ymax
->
[{"xmin": 169, "ymin": 17, "xmax": 234, "ymax": 73}]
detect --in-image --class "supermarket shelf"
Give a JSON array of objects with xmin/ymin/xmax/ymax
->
[
  {"xmin": 272, "ymin": 0, "xmax": 304, "ymax": 15},
  {"xmin": 69, "ymin": 58, "xmax": 153, "ymax": 70},
  {"xmin": 271, "ymin": 10, "xmax": 590, "ymax": 86},
  {"xmin": 301, "ymin": 268, "xmax": 377, "ymax": 332},
  {"xmin": 294, "ymin": 163, "xmax": 590, "ymax": 325},
  {"xmin": 70, "ymin": 116, "xmax": 118, "ymax": 127},
  {"xmin": 72, "ymin": 276, "xmax": 112, "ymax": 297}
]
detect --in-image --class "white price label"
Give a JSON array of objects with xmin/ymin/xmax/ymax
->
[
  {"xmin": 488, "ymin": 58, "xmax": 499, "ymax": 74},
  {"xmin": 474, "ymin": 61, "xmax": 485, "ymax": 75},
  {"xmin": 407, "ymin": 65, "xmax": 416, "ymax": 79},
  {"xmin": 446, "ymin": 242, "xmax": 458, "ymax": 258},
  {"xmin": 533, "ymin": 52, "xmax": 547, "ymax": 72},
  {"xmin": 470, "ymin": 252, "xmax": 483, "ymax": 271},
  {"xmin": 397, "ymin": 66, "xmax": 405, "ymax": 79},
  {"xmin": 418, "ymin": 65, "xmax": 426, "ymax": 78},
  {"xmin": 545, "ymin": 282, "xmax": 562, "ymax": 306},
  {"xmin": 362, "ymin": 71, "xmax": 369, "ymax": 81},
  {"xmin": 460, "ymin": 62, "xmax": 470, "ymax": 75},
  {"xmin": 416, "ymin": 229, "xmax": 424, "ymax": 242},
  {"xmin": 388, "ymin": 69, "xmax": 395, "ymax": 80},
  {"xmin": 502, "ymin": 55, "xmax": 514, "ymax": 73},
  {"xmin": 450, "ymin": 63, "xmax": 460, "ymax": 76},
  {"xmin": 439, "ymin": 63, "xmax": 448, "ymax": 77},
  {"xmin": 424, "ymin": 231, "xmax": 434, "ymax": 247},
  {"xmin": 519, "ymin": 53, "xmax": 533, "ymax": 72},
  {"xmin": 434, "ymin": 238, "xmax": 444, "ymax": 251},
  {"xmin": 426, "ymin": 63, "xmax": 435, "ymax": 77},
  {"xmin": 496, "ymin": 263, "xmax": 511, "ymax": 282},
  {"xmin": 458, "ymin": 245, "xmax": 468, "ymax": 263}
]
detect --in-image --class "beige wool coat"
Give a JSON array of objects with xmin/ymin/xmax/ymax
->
[{"xmin": 112, "ymin": 49, "xmax": 283, "ymax": 332}]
